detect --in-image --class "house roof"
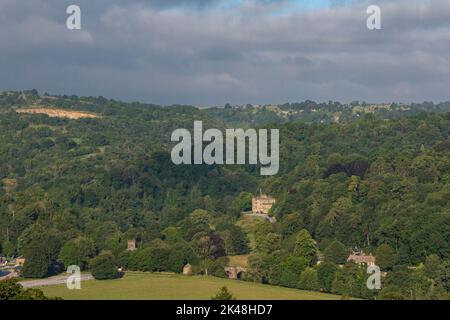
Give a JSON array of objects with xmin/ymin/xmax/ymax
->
[{"xmin": 347, "ymin": 254, "xmax": 375, "ymax": 264}]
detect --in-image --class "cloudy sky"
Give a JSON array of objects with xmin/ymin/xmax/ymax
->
[{"xmin": 0, "ymin": 0, "xmax": 449, "ymax": 105}]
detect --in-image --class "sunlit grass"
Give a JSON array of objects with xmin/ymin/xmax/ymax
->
[{"xmin": 41, "ymin": 272, "xmax": 343, "ymax": 300}]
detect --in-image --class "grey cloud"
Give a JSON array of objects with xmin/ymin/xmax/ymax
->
[{"xmin": 0, "ymin": 0, "xmax": 450, "ymax": 105}]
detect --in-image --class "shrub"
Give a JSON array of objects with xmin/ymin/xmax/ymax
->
[
  {"xmin": 211, "ymin": 286, "xmax": 236, "ymax": 300},
  {"xmin": 0, "ymin": 279, "xmax": 55, "ymax": 300},
  {"xmin": 0, "ymin": 279, "xmax": 22, "ymax": 300},
  {"xmin": 90, "ymin": 252, "xmax": 118, "ymax": 280},
  {"xmin": 14, "ymin": 288, "xmax": 49, "ymax": 300}
]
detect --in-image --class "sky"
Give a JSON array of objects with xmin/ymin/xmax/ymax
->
[{"xmin": 0, "ymin": 0, "xmax": 449, "ymax": 106}]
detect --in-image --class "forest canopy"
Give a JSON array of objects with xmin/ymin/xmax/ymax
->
[{"xmin": 0, "ymin": 90, "xmax": 449, "ymax": 299}]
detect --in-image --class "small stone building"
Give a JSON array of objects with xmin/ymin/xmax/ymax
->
[
  {"xmin": 15, "ymin": 257, "xmax": 26, "ymax": 266},
  {"xmin": 347, "ymin": 252, "xmax": 376, "ymax": 266},
  {"xmin": 127, "ymin": 239, "xmax": 137, "ymax": 251},
  {"xmin": 183, "ymin": 263, "xmax": 193, "ymax": 276},
  {"xmin": 252, "ymin": 195, "xmax": 276, "ymax": 214}
]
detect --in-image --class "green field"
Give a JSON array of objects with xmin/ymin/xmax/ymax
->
[{"xmin": 40, "ymin": 272, "xmax": 343, "ymax": 300}]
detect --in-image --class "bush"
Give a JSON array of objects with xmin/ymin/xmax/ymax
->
[
  {"xmin": 90, "ymin": 252, "xmax": 118, "ymax": 280},
  {"xmin": 0, "ymin": 279, "xmax": 54, "ymax": 300},
  {"xmin": 211, "ymin": 286, "xmax": 236, "ymax": 300},
  {"xmin": 14, "ymin": 288, "xmax": 49, "ymax": 300},
  {"xmin": 0, "ymin": 279, "xmax": 22, "ymax": 300},
  {"xmin": 378, "ymin": 288, "xmax": 407, "ymax": 300},
  {"xmin": 204, "ymin": 258, "xmax": 228, "ymax": 278}
]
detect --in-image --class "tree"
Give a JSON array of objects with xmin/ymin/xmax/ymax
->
[
  {"xmin": 167, "ymin": 242, "xmax": 198, "ymax": 273},
  {"xmin": 21, "ymin": 234, "xmax": 62, "ymax": 278},
  {"xmin": 229, "ymin": 192, "xmax": 253, "ymax": 216},
  {"xmin": 204, "ymin": 258, "xmax": 228, "ymax": 278},
  {"xmin": 424, "ymin": 254, "xmax": 443, "ymax": 281},
  {"xmin": 192, "ymin": 233, "xmax": 226, "ymax": 275},
  {"xmin": 211, "ymin": 286, "xmax": 236, "ymax": 300},
  {"xmin": 14, "ymin": 288, "xmax": 49, "ymax": 300},
  {"xmin": 376, "ymin": 244, "xmax": 397, "ymax": 271},
  {"xmin": 0, "ymin": 279, "xmax": 22, "ymax": 300},
  {"xmin": 293, "ymin": 229, "xmax": 318, "ymax": 265},
  {"xmin": 318, "ymin": 239, "xmax": 332, "ymax": 251},
  {"xmin": 323, "ymin": 240, "xmax": 349, "ymax": 264},
  {"xmin": 317, "ymin": 262, "xmax": 337, "ymax": 292},
  {"xmin": 89, "ymin": 252, "xmax": 118, "ymax": 280},
  {"xmin": 299, "ymin": 268, "xmax": 320, "ymax": 291},
  {"xmin": 59, "ymin": 237, "xmax": 96, "ymax": 270},
  {"xmin": 190, "ymin": 209, "xmax": 212, "ymax": 226},
  {"xmin": 411, "ymin": 155, "xmax": 438, "ymax": 183},
  {"xmin": 255, "ymin": 233, "xmax": 281, "ymax": 255},
  {"xmin": 59, "ymin": 242, "xmax": 78, "ymax": 269},
  {"xmin": 162, "ymin": 227, "xmax": 183, "ymax": 243},
  {"xmin": 246, "ymin": 254, "xmax": 264, "ymax": 282},
  {"xmin": 195, "ymin": 233, "xmax": 226, "ymax": 261},
  {"xmin": 0, "ymin": 279, "xmax": 53, "ymax": 300},
  {"xmin": 220, "ymin": 225, "xmax": 249, "ymax": 256},
  {"xmin": 332, "ymin": 262, "xmax": 360, "ymax": 296},
  {"xmin": 441, "ymin": 260, "xmax": 450, "ymax": 292},
  {"xmin": 133, "ymin": 248, "xmax": 153, "ymax": 271},
  {"xmin": 229, "ymin": 226, "xmax": 250, "ymax": 255},
  {"xmin": 378, "ymin": 288, "xmax": 407, "ymax": 300},
  {"xmin": 279, "ymin": 257, "xmax": 308, "ymax": 288},
  {"xmin": 147, "ymin": 240, "xmax": 171, "ymax": 271},
  {"xmin": 1, "ymin": 241, "xmax": 15, "ymax": 257},
  {"xmin": 279, "ymin": 213, "xmax": 305, "ymax": 238},
  {"xmin": 21, "ymin": 249, "xmax": 51, "ymax": 278},
  {"xmin": 182, "ymin": 211, "xmax": 212, "ymax": 240}
]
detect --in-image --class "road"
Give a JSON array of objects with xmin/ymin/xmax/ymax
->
[{"xmin": 19, "ymin": 273, "xmax": 94, "ymax": 288}]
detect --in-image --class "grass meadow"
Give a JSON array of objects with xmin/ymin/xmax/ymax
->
[{"xmin": 40, "ymin": 272, "xmax": 343, "ymax": 300}]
